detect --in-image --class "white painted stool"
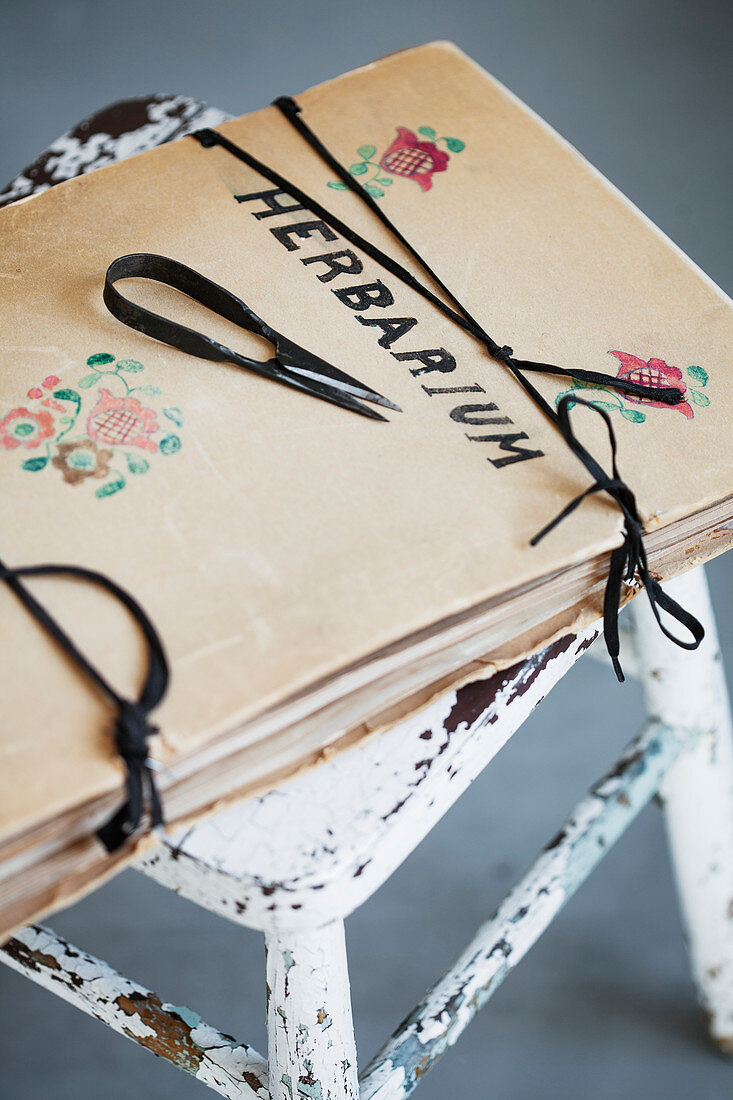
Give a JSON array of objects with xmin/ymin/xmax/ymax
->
[
  {"xmin": 3, "ymin": 567, "xmax": 733, "ymax": 1097},
  {"xmin": 2, "ymin": 101, "xmax": 732, "ymax": 1099}
]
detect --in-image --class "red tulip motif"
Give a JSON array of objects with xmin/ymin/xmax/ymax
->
[
  {"xmin": 327, "ymin": 125, "xmax": 465, "ymax": 199},
  {"xmin": 379, "ymin": 128, "xmax": 451, "ymax": 192},
  {"xmin": 609, "ymin": 350, "xmax": 694, "ymax": 419}
]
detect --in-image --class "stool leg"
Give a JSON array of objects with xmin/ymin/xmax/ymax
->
[
  {"xmin": 266, "ymin": 919, "xmax": 359, "ymax": 1099},
  {"xmin": 632, "ymin": 565, "xmax": 733, "ymax": 1052}
]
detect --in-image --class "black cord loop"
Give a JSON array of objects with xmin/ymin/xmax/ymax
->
[{"xmin": 0, "ymin": 557, "xmax": 169, "ymax": 850}]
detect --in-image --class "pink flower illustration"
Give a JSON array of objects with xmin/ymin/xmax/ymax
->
[
  {"xmin": 379, "ymin": 128, "xmax": 450, "ymax": 192},
  {"xmin": 87, "ymin": 389, "xmax": 159, "ymax": 451},
  {"xmin": 28, "ymin": 375, "xmax": 60, "ymax": 400},
  {"xmin": 41, "ymin": 398, "xmax": 68, "ymax": 413},
  {"xmin": 0, "ymin": 406, "xmax": 55, "ymax": 450},
  {"xmin": 609, "ymin": 351, "xmax": 694, "ymax": 419}
]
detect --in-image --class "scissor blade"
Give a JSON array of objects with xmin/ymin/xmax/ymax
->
[
  {"xmin": 275, "ymin": 337, "xmax": 402, "ymax": 413},
  {"xmin": 279, "ymin": 371, "xmax": 388, "ymax": 420},
  {"xmin": 255, "ymin": 359, "xmax": 388, "ymax": 420}
]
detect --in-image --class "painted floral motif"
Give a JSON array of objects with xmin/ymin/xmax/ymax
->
[
  {"xmin": 608, "ymin": 351, "xmax": 695, "ymax": 418},
  {"xmin": 52, "ymin": 440, "xmax": 114, "ymax": 485},
  {"xmin": 87, "ymin": 389, "xmax": 159, "ymax": 451},
  {"xmin": 327, "ymin": 125, "xmax": 465, "ymax": 198},
  {"xmin": 0, "ymin": 352, "xmax": 184, "ymax": 497},
  {"xmin": 0, "ymin": 406, "xmax": 55, "ymax": 450},
  {"xmin": 554, "ymin": 351, "xmax": 710, "ymax": 424}
]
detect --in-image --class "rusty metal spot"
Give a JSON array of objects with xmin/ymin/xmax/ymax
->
[
  {"xmin": 244, "ymin": 1069, "xmax": 265, "ymax": 1091},
  {"xmin": 3, "ymin": 938, "xmax": 62, "ymax": 974},
  {"xmin": 115, "ymin": 991, "xmax": 203, "ymax": 1075}
]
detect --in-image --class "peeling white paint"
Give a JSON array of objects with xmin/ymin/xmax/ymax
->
[
  {"xmin": 359, "ymin": 716, "xmax": 691, "ymax": 1098},
  {"xmin": 0, "ymin": 925, "xmax": 269, "ymax": 1098},
  {"xmin": 1, "ymin": 96, "xmax": 230, "ymax": 207},
  {"xmin": 138, "ymin": 629, "xmax": 598, "ymax": 931},
  {"xmin": 267, "ymin": 921, "xmax": 358, "ymax": 1100},
  {"xmin": 633, "ymin": 568, "xmax": 733, "ymax": 1051}
]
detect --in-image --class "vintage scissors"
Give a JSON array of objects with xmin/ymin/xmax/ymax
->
[{"xmin": 103, "ymin": 253, "xmax": 401, "ymax": 421}]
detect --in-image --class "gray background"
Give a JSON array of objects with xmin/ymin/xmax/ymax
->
[{"xmin": 0, "ymin": 1, "xmax": 731, "ymax": 1097}]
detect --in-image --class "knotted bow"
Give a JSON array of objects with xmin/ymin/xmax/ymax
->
[
  {"xmin": 0, "ymin": 558, "xmax": 169, "ymax": 851},
  {"xmin": 95, "ymin": 700, "xmax": 164, "ymax": 851},
  {"xmin": 530, "ymin": 397, "xmax": 705, "ymax": 679}
]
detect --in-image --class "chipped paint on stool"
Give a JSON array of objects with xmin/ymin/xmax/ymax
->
[{"xmin": 1, "ymin": 925, "xmax": 269, "ymax": 1098}]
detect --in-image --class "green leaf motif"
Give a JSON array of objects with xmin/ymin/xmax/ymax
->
[
  {"xmin": 95, "ymin": 477, "xmax": 126, "ymax": 498},
  {"xmin": 117, "ymin": 359, "xmax": 144, "ymax": 373},
  {"xmin": 163, "ymin": 407, "xmax": 184, "ymax": 427},
  {"xmin": 687, "ymin": 365, "xmax": 708, "ymax": 387},
  {"xmin": 22, "ymin": 456, "xmax": 48, "ymax": 471},
  {"xmin": 126, "ymin": 454, "xmax": 150, "ymax": 474},
  {"xmin": 591, "ymin": 400, "xmax": 623, "ymax": 413},
  {"xmin": 349, "ymin": 162, "xmax": 368, "ymax": 175},
  {"xmin": 418, "ymin": 126, "xmax": 436, "ymax": 140},
  {"xmin": 78, "ymin": 373, "xmax": 101, "ymax": 388},
  {"xmin": 569, "ymin": 376, "xmax": 599, "ymax": 390},
  {"xmin": 53, "ymin": 388, "xmax": 81, "ymax": 403},
  {"xmin": 365, "ymin": 184, "xmax": 385, "ymax": 198},
  {"xmin": 689, "ymin": 389, "xmax": 710, "ymax": 406},
  {"xmin": 136, "ymin": 385, "xmax": 161, "ymax": 396},
  {"xmin": 445, "ymin": 137, "xmax": 465, "ymax": 153},
  {"xmin": 620, "ymin": 407, "xmax": 647, "ymax": 422},
  {"xmin": 357, "ymin": 144, "xmax": 377, "ymax": 159},
  {"xmin": 87, "ymin": 352, "xmax": 115, "ymax": 366},
  {"xmin": 377, "ymin": 177, "xmax": 393, "ymax": 186},
  {"xmin": 159, "ymin": 433, "xmax": 181, "ymax": 455},
  {"xmin": 327, "ymin": 180, "xmax": 349, "ymax": 189}
]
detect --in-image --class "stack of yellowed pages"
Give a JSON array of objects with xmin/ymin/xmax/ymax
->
[{"xmin": 1, "ymin": 42, "xmax": 731, "ymax": 937}]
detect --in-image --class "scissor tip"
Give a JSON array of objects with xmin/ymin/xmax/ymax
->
[
  {"xmin": 364, "ymin": 407, "xmax": 389, "ymax": 422},
  {"xmin": 370, "ymin": 395, "xmax": 402, "ymax": 414}
]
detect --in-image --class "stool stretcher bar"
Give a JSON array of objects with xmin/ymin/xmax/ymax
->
[
  {"xmin": 1, "ymin": 715, "xmax": 691, "ymax": 1099},
  {"xmin": 359, "ymin": 718, "xmax": 690, "ymax": 1100},
  {"xmin": 0, "ymin": 924, "xmax": 269, "ymax": 1099}
]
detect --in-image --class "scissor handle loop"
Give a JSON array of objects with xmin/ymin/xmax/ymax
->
[
  {"xmin": 103, "ymin": 253, "xmax": 396, "ymax": 420},
  {"xmin": 104, "ymin": 253, "xmax": 275, "ymax": 366}
]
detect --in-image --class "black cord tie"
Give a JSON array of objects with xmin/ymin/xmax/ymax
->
[
  {"xmin": 192, "ymin": 124, "xmax": 681, "ymax": 411},
  {"xmin": 0, "ymin": 557, "xmax": 169, "ymax": 851},
  {"xmin": 530, "ymin": 398, "xmax": 705, "ymax": 680},
  {"xmin": 95, "ymin": 701, "xmax": 164, "ymax": 852},
  {"xmin": 192, "ymin": 104, "xmax": 703, "ymax": 676}
]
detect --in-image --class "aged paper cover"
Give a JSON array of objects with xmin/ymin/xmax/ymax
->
[{"xmin": 1, "ymin": 43, "xmax": 731, "ymax": 927}]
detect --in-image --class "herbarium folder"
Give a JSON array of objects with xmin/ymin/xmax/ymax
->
[{"xmin": 1, "ymin": 42, "xmax": 732, "ymax": 936}]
